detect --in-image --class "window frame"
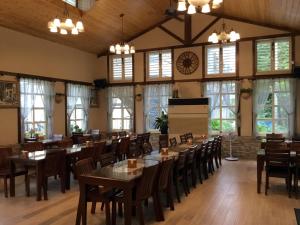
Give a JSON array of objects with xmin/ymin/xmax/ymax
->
[
  {"xmin": 146, "ymin": 49, "xmax": 173, "ymax": 81},
  {"xmin": 256, "ymin": 82, "xmax": 290, "ymax": 136},
  {"xmin": 111, "ymin": 97, "xmax": 132, "ymax": 131},
  {"xmin": 69, "ymin": 98, "xmax": 85, "ymax": 131},
  {"xmin": 255, "ymin": 37, "xmax": 292, "ymax": 75},
  {"xmin": 110, "ymin": 54, "xmax": 133, "ymax": 82},
  {"xmin": 206, "ymin": 82, "xmax": 237, "ymax": 134},
  {"xmin": 205, "ymin": 43, "xmax": 237, "ymax": 77}
]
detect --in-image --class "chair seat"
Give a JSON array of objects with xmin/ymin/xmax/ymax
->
[
  {"xmin": 267, "ymin": 165, "xmax": 289, "ymax": 177},
  {"xmin": 0, "ymin": 168, "xmax": 27, "ymax": 177}
]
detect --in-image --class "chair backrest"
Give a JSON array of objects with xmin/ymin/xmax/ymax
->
[
  {"xmin": 143, "ymin": 132, "xmax": 151, "ymax": 143},
  {"xmin": 136, "ymin": 163, "xmax": 159, "ymax": 201},
  {"xmin": 110, "ymin": 138, "xmax": 120, "ymax": 154},
  {"xmin": 265, "ymin": 142, "xmax": 288, "ymax": 151},
  {"xmin": 44, "ymin": 150, "xmax": 66, "ymax": 177},
  {"xmin": 266, "ymin": 133, "xmax": 283, "ymax": 140},
  {"xmin": 127, "ymin": 142, "xmax": 142, "ymax": 158},
  {"xmin": 75, "ymin": 157, "xmax": 95, "ymax": 177},
  {"xmin": 53, "ymin": 134, "xmax": 63, "ymax": 141},
  {"xmin": 99, "ymin": 152, "xmax": 116, "ymax": 167},
  {"xmin": 185, "ymin": 132, "xmax": 193, "ymax": 140},
  {"xmin": 0, "ymin": 147, "xmax": 12, "ymax": 170},
  {"xmin": 57, "ymin": 138, "xmax": 73, "ymax": 148},
  {"xmin": 142, "ymin": 142, "xmax": 153, "ymax": 155},
  {"xmin": 23, "ymin": 142, "xmax": 44, "ymax": 152},
  {"xmin": 265, "ymin": 149, "xmax": 290, "ymax": 167},
  {"xmin": 187, "ymin": 148, "xmax": 196, "ymax": 164},
  {"xmin": 93, "ymin": 141, "xmax": 106, "ymax": 160},
  {"xmin": 180, "ymin": 135, "xmax": 187, "ymax": 144},
  {"xmin": 79, "ymin": 147, "xmax": 95, "ymax": 161},
  {"xmin": 119, "ymin": 137, "xmax": 130, "ymax": 155},
  {"xmin": 175, "ymin": 150, "xmax": 187, "ymax": 171},
  {"xmin": 291, "ymin": 142, "xmax": 300, "ymax": 152},
  {"xmin": 77, "ymin": 136, "xmax": 93, "ymax": 144},
  {"xmin": 159, "ymin": 134, "xmax": 168, "ymax": 150},
  {"xmin": 118, "ymin": 131, "xmax": 127, "ymax": 137},
  {"xmin": 169, "ymin": 137, "xmax": 177, "ymax": 147},
  {"xmin": 136, "ymin": 134, "xmax": 144, "ymax": 146},
  {"xmin": 157, "ymin": 159, "xmax": 173, "ymax": 191}
]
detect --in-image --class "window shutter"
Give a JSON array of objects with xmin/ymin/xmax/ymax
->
[
  {"xmin": 149, "ymin": 52, "xmax": 160, "ymax": 79},
  {"xmin": 207, "ymin": 46, "xmax": 220, "ymax": 75},
  {"xmin": 256, "ymin": 41, "xmax": 272, "ymax": 72},
  {"xmin": 124, "ymin": 56, "xmax": 133, "ymax": 80},
  {"xmin": 161, "ymin": 50, "xmax": 172, "ymax": 77},
  {"xmin": 112, "ymin": 57, "xmax": 122, "ymax": 80},
  {"xmin": 222, "ymin": 44, "xmax": 236, "ymax": 74},
  {"xmin": 274, "ymin": 39, "xmax": 290, "ymax": 71}
]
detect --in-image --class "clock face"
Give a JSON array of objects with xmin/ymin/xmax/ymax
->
[{"xmin": 176, "ymin": 51, "xmax": 199, "ymax": 75}]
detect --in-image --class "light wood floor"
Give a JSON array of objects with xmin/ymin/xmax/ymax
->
[{"xmin": 1, "ymin": 160, "xmax": 300, "ymax": 225}]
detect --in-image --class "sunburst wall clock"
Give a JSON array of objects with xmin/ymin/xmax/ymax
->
[{"xmin": 176, "ymin": 51, "xmax": 199, "ymax": 75}]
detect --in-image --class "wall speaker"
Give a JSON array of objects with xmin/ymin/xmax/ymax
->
[{"xmin": 94, "ymin": 79, "xmax": 107, "ymax": 89}]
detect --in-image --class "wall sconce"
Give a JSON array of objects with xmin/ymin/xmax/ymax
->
[
  {"xmin": 136, "ymin": 93, "xmax": 142, "ymax": 101},
  {"xmin": 135, "ymin": 84, "xmax": 143, "ymax": 101},
  {"xmin": 55, "ymin": 93, "xmax": 65, "ymax": 104}
]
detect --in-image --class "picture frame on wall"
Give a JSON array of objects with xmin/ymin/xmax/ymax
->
[
  {"xmin": 0, "ymin": 80, "xmax": 19, "ymax": 108},
  {"xmin": 90, "ymin": 88, "xmax": 98, "ymax": 108}
]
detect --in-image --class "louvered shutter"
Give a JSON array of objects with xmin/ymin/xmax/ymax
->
[
  {"xmin": 149, "ymin": 52, "xmax": 160, "ymax": 79},
  {"xmin": 256, "ymin": 41, "xmax": 272, "ymax": 72},
  {"xmin": 112, "ymin": 57, "xmax": 122, "ymax": 80},
  {"xmin": 274, "ymin": 39, "xmax": 290, "ymax": 71},
  {"xmin": 222, "ymin": 44, "xmax": 236, "ymax": 74},
  {"xmin": 124, "ymin": 56, "xmax": 133, "ymax": 80},
  {"xmin": 161, "ymin": 50, "xmax": 172, "ymax": 77},
  {"xmin": 207, "ymin": 46, "xmax": 220, "ymax": 75}
]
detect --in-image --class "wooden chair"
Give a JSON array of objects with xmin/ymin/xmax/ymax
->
[
  {"xmin": 186, "ymin": 147, "xmax": 197, "ymax": 190},
  {"xmin": 118, "ymin": 137, "xmax": 130, "ymax": 161},
  {"xmin": 185, "ymin": 132, "xmax": 193, "ymax": 140},
  {"xmin": 142, "ymin": 142, "xmax": 153, "ymax": 155},
  {"xmin": 266, "ymin": 133, "xmax": 284, "ymax": 140},
  {"xmin": 77, "ymin": 136, "xmax": 93, "ymax": 145},
  {"xmin": 290, "ymin": 142, "xmax": 300, "ymax": 198},
  {"xmin": 265, "ymin": 142, "xmax": 291, "ymax": 197},
  {"xmin": 93, "ymin": 141, "xmax": 106, "ymax": 164},
  {"xmin": 169, "ymin": 137, "xmax": 177, "ymax": 147},
  {"xmin": 159, "ymin": 134, "xmax": 168, "ymax": 151},
  {"xmin": 26, "ymin": 149, "xmax": 66, "ymax": 200},
  {"xmin": 57, "ymin": 138, "xmax": 73, "ymax": 148},
  {"xmin": 195, "ymin": 143, "xmax": 206, "ymax": 184},
  {"xmin": 204, "ymin": 141, "xmax": 214, "ymax": 178},
  {"xmin": 75, "ymin": 158, "xmax": 114, "ymax": 225},
  {"xmin": 173, "ymin": 150, "xmax": 189, "ymax": 203},
  {"xmin": 127, "ymin": 142, "xmax": 142, "ymax": 159},
  {"xmin": 136, "ymin": 134, "xmax": 144, "ymax": 153},
  {"xmin": 212, "ymin": 137, "xmax": 219, "ymax": 169},
  {"xmin": 23, "ymin": 142, "xmax": 44, "ymax": 152},
  {"xmin": 0, "ymin": 147, "xmax": 28, "ymax": 197},
  {"xmin": 112, "ymin": 163, "xmax": 160, "ymax": 225},
  {"xmin": 180, "ymin": 135, "xmax": 187, "ymax": 144},
  {"xmin": 78, "ymin": 147, "xmax": 96, "ymax": 163},
  {"xmin": 155, "ymin": 159, "xmax": 175, "ymax": 212},
  {"xmin": 216, "ymin": 136, "xmax": 222, "ymax": 166},
  {"xmin": 143, "ymin": 132, "xmax": 151, "ymax": 143},
  {"xmin": 99, "ymin": 152, "xmax": 117, "ymax": 167},
  {"xmin": 118, "ymin": 131, "xmax": 127, "ymax": 137}
]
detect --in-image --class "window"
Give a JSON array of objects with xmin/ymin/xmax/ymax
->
[
  {"xmin": 254, "ymin": 79, "xmax": 295, "ymax": 136},
  {"xmin": 111, "ymin": 55, "xmax": 133, "ymax": 81},
  {"xmin": 147, "ymin": 50, "xmax": 172, "ymax": 80},
  {"xmin": 108, "ymin": 86, "xmax": 134, "ymax": 131},
  {"xmin": 256, "ymin": 38, "xmax": 291, "ymax": 74},
  {"xmin": 144, "ymin": 84, "xmax": 172, "ymax": 131},
  {"xmin": 206, "ymin": 43, "xmax": 236, "ymax": 75},
  {"xmin": 66, "ymin": 83, "xmax": 90, "ymax": 134},
  {"xmin": 20, "ymin": 78, "xmax": 55, "ymax": 140},
  {"xmin": 63, "ymin": 0, "xmax": 76, "ymax": 7},
  {"xmin": 204, "ymin": 81, "xmax": 237, "ymax": 133}
]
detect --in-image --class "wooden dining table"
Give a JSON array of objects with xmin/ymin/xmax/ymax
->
[{"xmin": 76, "ymin": 159, "xmax": 159, "ymax": 225}]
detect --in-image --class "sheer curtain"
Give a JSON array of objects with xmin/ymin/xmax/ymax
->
[
  {"xmin": 20, "ymin": 78, "xmax": 55, "ymax": 141},
  {"xmin": 274, "ymin": 78, "xmax": 296, "ymax": 137},
  {"xmin": 144, "ymin": 84, "xmax": 172, "ymax": 131},
  {"xmin": 67, "ymin": 83, "xmax": 91, "ymax": 135},
  {"xmin": 253, "ymin": 79, "xmax": 273, "ymax": 136},
  {"xmin": 108, "ymin": 86, "xmax": 134, "ymax": 131},
  {"xmin": 204, "ymin": 82, "xmax": 221, "ymax": 132}
]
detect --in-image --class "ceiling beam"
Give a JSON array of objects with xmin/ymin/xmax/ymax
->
[
  {"xmin": 184, "ymin": 14, "xmax": 192, "ymax": 45},
  {"xmin": 191, "ymin": 17, "xmax": 220, "ymax": 43},
  {"xmin": 159, "ymin": 25, "xmax": 185, "ymax": 44}
]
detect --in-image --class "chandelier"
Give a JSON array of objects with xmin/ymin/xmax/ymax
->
[
  {"xmin": 109, "ymin": 14, "xmax": 135, "ymax": 55},
  {"xmin": 177, "ymin": 0, "xmax": 223, "ymax": 14},
  {"xmin": 48, "ymin": 3, "xmax": 84, "ymax": 35},
  {"xmin": 208, "ymin": 21, "xmax": 240, "ymax": 43}
]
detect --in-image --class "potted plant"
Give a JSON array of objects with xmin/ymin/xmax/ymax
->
[{"xmin": 154, "ymin": 111, "xmax": 168, "ymax": 134}]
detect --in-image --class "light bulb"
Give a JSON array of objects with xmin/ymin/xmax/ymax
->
[
  {"xmin": 130, "ymin": 46, "xmax": 135, "ymax": 54},
  {"xmin": 177, "ymin": 0, "xmax": 187, "ymax": 11},
  {"xmin": 53, "ymin": 18, "xmax": 61, "ymax": 27},
  {"xmin": 60, "ymin": 28, "xmax": 68, "ymax": 35},
  {"xmin": 235, "ymin": 32, "xmax": 240, "ymax": 40},
  {"xmin": 110, "ymin": 45, "xmax": 116, "ymax": 53},
  {"xmin": 213, "ymin": 0, "xmax": 223, "ymax": 4},
  {"xmin": 50, "ymin": 26, "xmax": 58, "ymax": 33},
  {"xmin": 76, "ymin": 21, "xmax": 84, "ymax": 32},
  {"xmin": 202, "ymin": 4, "xmax": 211, "ymax": 13},
  {"xmin": 187, "ymin": 4, "xmax": 196, "ymax": 14},
  {"xmin": 65, "ymin": 18, "xmax": 73, "ymax": 28},
  {"xmin": 124, "ymin": 44, "xmax": 130, "ymax": 51},
  {"xmin": 71, "ymin": 28, "xmax": 79, "ymax": 35},
  {"xmin": 124, "ymin": 50, "xmax": 129, "ymax": 55},
  {"xmin": 116, "ymin": 50, "xmax": 121, "ymax": 55},
  {"xmin": 116, "ymin": 44, "xmax": 121, "ymax": 51}
]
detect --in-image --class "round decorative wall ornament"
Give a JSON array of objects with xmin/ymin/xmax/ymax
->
[{"xmin": 176, "ymin": 51, "xmax": 199, "ymax": 75}]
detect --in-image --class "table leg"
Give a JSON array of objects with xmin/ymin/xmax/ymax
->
[
  {"xmin": 65, "ymin": 158, "xmax": 71, "ymax": 190},
  {"xmin": 36, "ymin": 162, "xmax": 43, "ymax": 201},
  {"xmin": 257, "ymin": 155, "xmax": 264, "ymax": 194},
  {"xmin": 9, "ymin": 160, "xmax": 15, "ymax": 197},
  {"xmin": 123, "ymin": 186, "xmax": 132, "ymax": 225}
]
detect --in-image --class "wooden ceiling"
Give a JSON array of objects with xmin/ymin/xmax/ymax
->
[{"xmin": 0, "ymin": 0, "xmax": 299, "ymax": 55}]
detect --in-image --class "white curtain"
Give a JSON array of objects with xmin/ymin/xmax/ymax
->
[
  {"xmin": 67, "ymin": 83, "xmax": 91, "ymax": 135},
  {"xmin": 20, "ymin": 78, "xmax": 55, "ymax": 141},
  {"xmin": 108, "ymin": 86, "xmax": 134, "ymax": 131},
  {"xmin": 253, "ymin": 79, "xmax": 273, "ymax": 136},
  {"xmin": 144, "ymin": 84, "xmax": 172, "ymax": 131},
  {"xmin": 273, "ymin": 78, "xmax": 296, "ymax": 137}
]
